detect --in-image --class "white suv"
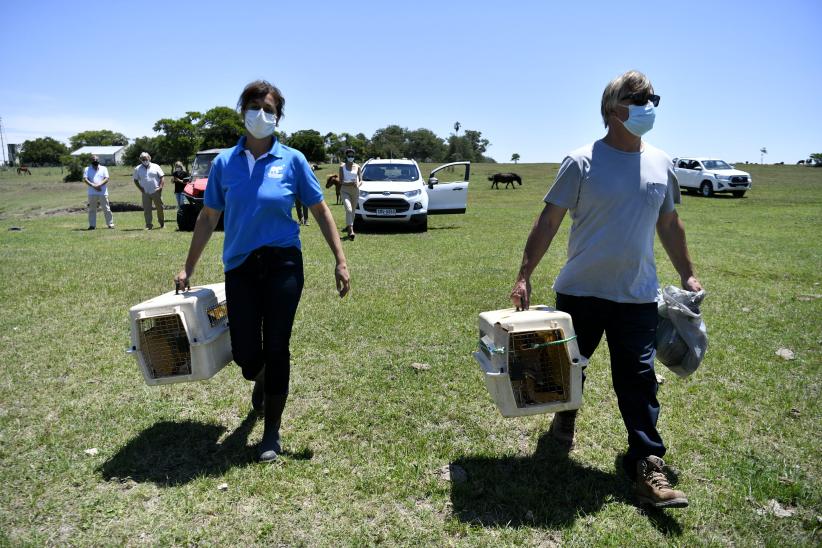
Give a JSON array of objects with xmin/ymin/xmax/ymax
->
[
  {"xmin": 354, "ymin": 159, "xmax": 470, "ymax": 232},
  {"xmin": 673, "ymin": 157, "xmax": 752, "ymax": 198}
]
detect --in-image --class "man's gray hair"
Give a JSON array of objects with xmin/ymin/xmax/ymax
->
[
  {"xmin": 139, "ymin": 152, "xmax": 151, "ymax": 160},
  {"xmin": 600, "ymin": 70, "xmax": 654, "ymax": 128}
]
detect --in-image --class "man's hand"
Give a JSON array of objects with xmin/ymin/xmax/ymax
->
[
  {"xmin": 683, "ymin": 275, "xmax": 703, "ymax": 292},
  {"xmin": 510, "ymin": 277, "xmax": 531, "ymax": 310}
]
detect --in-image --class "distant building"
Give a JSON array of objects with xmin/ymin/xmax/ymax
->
[
  {"xmin": 70, "ymin": 145, "xmax": 126, "ymax": 166},
  {"xmin": 8, "ymin": 144, "xmax": 20, "ymax": 165}
]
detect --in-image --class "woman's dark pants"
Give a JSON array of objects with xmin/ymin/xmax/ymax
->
[
  {"xmin": 556, "ymin": 293, "xmax": 665, "ymax": 479},
  {"xmin": 225, "ymin": 246, "xmax": 304, "ymax": 396}
]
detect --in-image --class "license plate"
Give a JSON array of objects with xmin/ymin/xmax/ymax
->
[{"xmin": 376, "ymin": 208, "xmax": 396, "ymax": 215}]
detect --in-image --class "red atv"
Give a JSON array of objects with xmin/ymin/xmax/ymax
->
[{"xmin": 176, "ymin": 148, "xmax": 226, "ymax": 231}]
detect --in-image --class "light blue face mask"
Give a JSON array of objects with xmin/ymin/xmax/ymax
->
[{"xmin": 621, "ymin": 101, "xmax": 656, "ymax": 137}]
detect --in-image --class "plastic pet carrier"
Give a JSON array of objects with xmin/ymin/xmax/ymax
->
[
  {"xmin": 473, "ymin": 306, "xmax": 585, "ymax": 417},
  {"xmin": 128, "ymin": 284, "xmax": 232, "ymax": 385}
]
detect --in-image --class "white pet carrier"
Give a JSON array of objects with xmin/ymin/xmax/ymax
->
[
  {"xmin": 128, "ymin": 284, "xmax": 232, "ymax": 385},
  {"xmin": 473, "ymin": 306, "xmax": 586, "ymax": 417}
]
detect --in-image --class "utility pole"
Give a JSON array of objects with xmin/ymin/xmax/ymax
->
[{"xmin": 0, "ymin": 117, "xmax": 7, "ymax": 166}]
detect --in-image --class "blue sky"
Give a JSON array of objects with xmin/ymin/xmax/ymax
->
[{"xmin": 1, "ymin": 0, "xmax": 820, "ymax": 164}]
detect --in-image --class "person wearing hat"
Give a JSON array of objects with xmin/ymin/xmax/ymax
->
[
  {"xmin": 338, "ymin": 148, "xmax": 361, "ymax": 240},
  {"xmin": 133, "ymin": 152, "xmax": 166, "ymax": 229},
  {"xmin": 171, "ymin": 161, "xmax": 190, "ymax": 207},
  {"xmin": 83, "ymin": 155, "xmax": 114, "ymax": 230}
]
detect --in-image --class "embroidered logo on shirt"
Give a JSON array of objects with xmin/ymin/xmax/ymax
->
[{"xmin": 267, "ymin": 165, "xmax": 285, "ymax": 179}]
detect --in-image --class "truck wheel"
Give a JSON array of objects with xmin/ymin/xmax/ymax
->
[
  {"xmin": 353, "ymin": 215, "xmax": 364, "ymax": 232},
  {"xmin": 700, "ymin": 182, "xmax": 714, "ymax": 197},
  {"xmin": 176, "ymin": 205, "xmax": 198, "ymax": 231},
  {"xmin": 732, "ymin": 191, "xmax": 746, "ymax": 198},
  {"xmin": 415, "ymin": 215, "xmax": 428, "ymax": 233}
]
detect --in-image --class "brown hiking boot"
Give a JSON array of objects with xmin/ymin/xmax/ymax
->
[
  {"xmin": 635, "ymin": 456, "xmax": 688, "ymax": 508},
  {"xmin": 549, "ymin": 410, "xmax": 577, "ymax": 449}
]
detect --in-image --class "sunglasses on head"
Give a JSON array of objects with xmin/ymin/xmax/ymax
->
[{"xmin": 620, "ymin": 92, "xmax": 660, "ymax": 107}]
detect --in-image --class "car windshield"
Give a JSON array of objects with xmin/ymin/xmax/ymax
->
[
  {"xmin": 362, "ymin": 164, "xmax": 419, "ymax": 182},
  {"xmin": 702, "ymin": 160, "xmax": 732, "ymax": 170},
  {"xmin": 191, "ymin": 153, "xmax": 218, "ymax": 178}
]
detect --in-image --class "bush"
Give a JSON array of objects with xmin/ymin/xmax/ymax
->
[{"xmin": 61, "ymin": 154, "xmax": 92, "ymax": 182}]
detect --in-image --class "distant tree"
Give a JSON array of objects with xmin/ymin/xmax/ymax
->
[
  {"xmin": 324, "ymin": 132, "xmax": 342, "ymax": 163},
  {"xmin": 453, "ymin": 121, "xmax": 461, "ymax": 135},
  {"xmin": 19, "ymin": 137, "xmax": 68, "ymax": 165},
  {"xmin": 153, "ymin": 112, "xmax": 202, "ymax": 168},
  {"xmin": 198, "ymin": 106, "xmax": 244, "ymax": 150},
  {"xmin": 406, "ymin": 128, "xmax": 447, "ymax": 162},
  {"xmin": 810, "ymin": 153, "xmax": 822, "ymax": 161},
  {"xmin": 69, "ymin": 130, "xmax": 129, "ymax": 151},
  {"xmin": 122, "ymin": 136, "xmax": 163, "ymax": 167},
  {"xmin": 511, "ymin": 153, "xmax": 520, "ymax": 164},
  {"xmin": 369, "ymin": 125, "xmax": 408, "ymax": 159},
  {"xmin": 760, "ymin": 147, "xmax": 767, "ymax": 164},
  {"xmin": 61, "ymin": 152, "xmax": 92, "ymax": 182},
  {"xmin": 445, "ymin": 129, "xmax": 493, "ymax": 163},
  {"xmin": 287, "ymin": 130, "xmax": 326, "ymax": 163}
]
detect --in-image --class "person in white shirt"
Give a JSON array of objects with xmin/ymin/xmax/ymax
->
[
  {"xmin": 133, "ymin": 152, "xmax": 166, "ymax": 229},
  {"xmin": 83, "ymin": 155, "xmax": 114, "ymax": 230},
  {"xmin": 338, "ymin": 148, "xmax": 362, "ymax": 240}
]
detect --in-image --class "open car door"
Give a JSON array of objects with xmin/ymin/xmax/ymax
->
[{"xmin": 427, "ymin": 161, "xmax": 470, "ymax": 214}]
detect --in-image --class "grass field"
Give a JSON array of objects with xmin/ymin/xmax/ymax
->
[{"xmin": 0, "ymin": 161, "xmax": 819, "ymax": 546}]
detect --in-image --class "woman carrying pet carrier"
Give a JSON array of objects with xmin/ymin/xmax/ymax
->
[{"xmin": 175, "ymin": 80, "xmax": 350, "ymax": 462}]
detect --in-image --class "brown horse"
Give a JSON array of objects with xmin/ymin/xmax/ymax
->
[
  {"xmin": 326, "ymin": 174, "xmax": 341, "ymax": 204},
  {"xmin": 17, "ymin": 166, "xmax": 32, "ymax": 175}
]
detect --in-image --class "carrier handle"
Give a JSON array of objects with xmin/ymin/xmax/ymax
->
[{"xmin": 175, "ymin": 280, "xmax": 192, "ymax": 295}]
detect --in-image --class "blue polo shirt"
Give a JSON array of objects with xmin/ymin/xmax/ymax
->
[{"xmin": 204, "ymin": 136, "xmax": 324, "ymax": 272}]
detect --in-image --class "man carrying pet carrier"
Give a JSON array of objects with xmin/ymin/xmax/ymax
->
[{"xmin": 510, "ymin": 70, "xmax": 703, "ymax": 509}]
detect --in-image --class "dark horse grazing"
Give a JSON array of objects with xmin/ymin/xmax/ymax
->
[
  {"xmin": 489, "ymin": 172, "xmax": 522, "ymax": 189},
  {"xmin": 325, "ymin": 174, "xmax": 341, "ymax": 204},
  {"xmin": 17, "ymin": 166, "xmax": 32, "ymax": 175}
]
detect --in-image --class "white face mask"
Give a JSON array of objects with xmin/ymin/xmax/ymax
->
[
  {"xmin": 141, "ymin": 160, "xmax": 150, "ymax": 167},
  {"xmin": 244, "ymin": 108, "xmax": 278, "ymax": 139},
  {"xmin": 620, "ymin": 101, "xmax": 656, "ymax": 137},
  {"xmin": 346, "ymin": 156, "xmax": 355, "ymax": 163}
]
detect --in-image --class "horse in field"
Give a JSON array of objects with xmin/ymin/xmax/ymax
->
[
  {"xmin": 326, "ymin": 174, "xmax": 341, "ymax": 204},
  {"xmin": 489, "ymin": 172, "xmax": 521, "ymax": 189},
  {"xmin": 17, "ymin": 166, "xmax": 32, "ymax": 175}
]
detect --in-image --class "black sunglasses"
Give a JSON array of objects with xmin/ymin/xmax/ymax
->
[{"xmin": 620, "ymin": 92, "xmax": 660, "ymax": 107}]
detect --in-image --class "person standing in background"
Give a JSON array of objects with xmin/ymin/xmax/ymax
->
[
  {"xmin": 83, "ymin": 155, "xmax": 114, "ymax": 230},
  {"xmin": 172, "ymin": 161, "xmax": 190, "ymax": 207},
  {"xmin": 133, "ymin": 152, "xmax": 165, "ymax": 229},
  {"xmin": 338, "ymin": 148, "xmax": 361, "ymax": 240}
]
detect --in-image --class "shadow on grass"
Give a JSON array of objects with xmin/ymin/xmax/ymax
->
[
  {"xmin": 450, "ymin": 433, "xmax": 683, "ymax": 536},
  {"xmin": 98, "ymin": 411, "xmax": 313, "ymax": 486}
]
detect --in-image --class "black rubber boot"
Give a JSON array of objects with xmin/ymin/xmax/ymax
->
[
  {"xmin": 258, "ymin": 394, "xmax": 287, "ymax": 462},
  {"xmin": 251, "ymin": 370, "xmax": 265, "ymax": 414}
]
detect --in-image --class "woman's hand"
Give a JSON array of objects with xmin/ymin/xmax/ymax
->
[
  {"xmin": 335, "ymin": 263, "xmax": 350, "ymax": 298},
  {"xmin": 510, "ymin": 277, "xmax": 531, "ymax": 310}
]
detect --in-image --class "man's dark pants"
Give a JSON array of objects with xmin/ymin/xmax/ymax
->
[{"xmin": 556, "ymin": 293, "xmax": 664, "ymax": 478}]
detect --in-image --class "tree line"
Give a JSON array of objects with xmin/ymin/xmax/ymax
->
[{"xmin": 17, "ymin": 108, "xmax": 496, "ymax": 173}]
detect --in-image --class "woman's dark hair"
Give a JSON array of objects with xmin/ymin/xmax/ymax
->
[{"xmin": 237, "ymin": 80, "xmax": 285, "ymax": 120}]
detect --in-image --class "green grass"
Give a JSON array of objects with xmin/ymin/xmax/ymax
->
[{"xmin": 0, "ymin": 162, "xmax": 820, "ymax": 546}]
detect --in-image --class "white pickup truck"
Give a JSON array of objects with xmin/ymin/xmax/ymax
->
[{"xmin": 673, "ymin": 157, "xmax": 752, "ymax": 198}]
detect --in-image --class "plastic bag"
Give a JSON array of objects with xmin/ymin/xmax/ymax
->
[{"xmin": 655, "ymin": 286, "xmax": 708, "ymax": 377}]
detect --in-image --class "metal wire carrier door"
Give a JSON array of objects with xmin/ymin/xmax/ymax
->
[
  {"xmin": 137, "ymin": 314, "xmax": 192, "ymax": 378},
  {"xmin": 508, "ymin": 328, "xmax": 572, "ymax": 407}
]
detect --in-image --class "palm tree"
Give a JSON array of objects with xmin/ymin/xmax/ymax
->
[
  {"xmin": 760, "ymin": 147, "xmax": 768, "ymax": 164},
  {"xmin": 453, "ymin": 121, "xmax": 461, "ymax": 135},
  {"xmin": 511, "ymin": 153, "xmax": 520, "ymax": 164}
]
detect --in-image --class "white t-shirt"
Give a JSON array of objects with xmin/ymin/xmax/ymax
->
[
  {"xmin": 544, "ymin": 139, "xmax": 680, "ymax": 304},
  {"xmin": 133, "ymin": 162, "xmax": 165, "ymax": 193},
  {"xmin": 84, "ymin": 165, "xmax": 110, "ymax": 196}
]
